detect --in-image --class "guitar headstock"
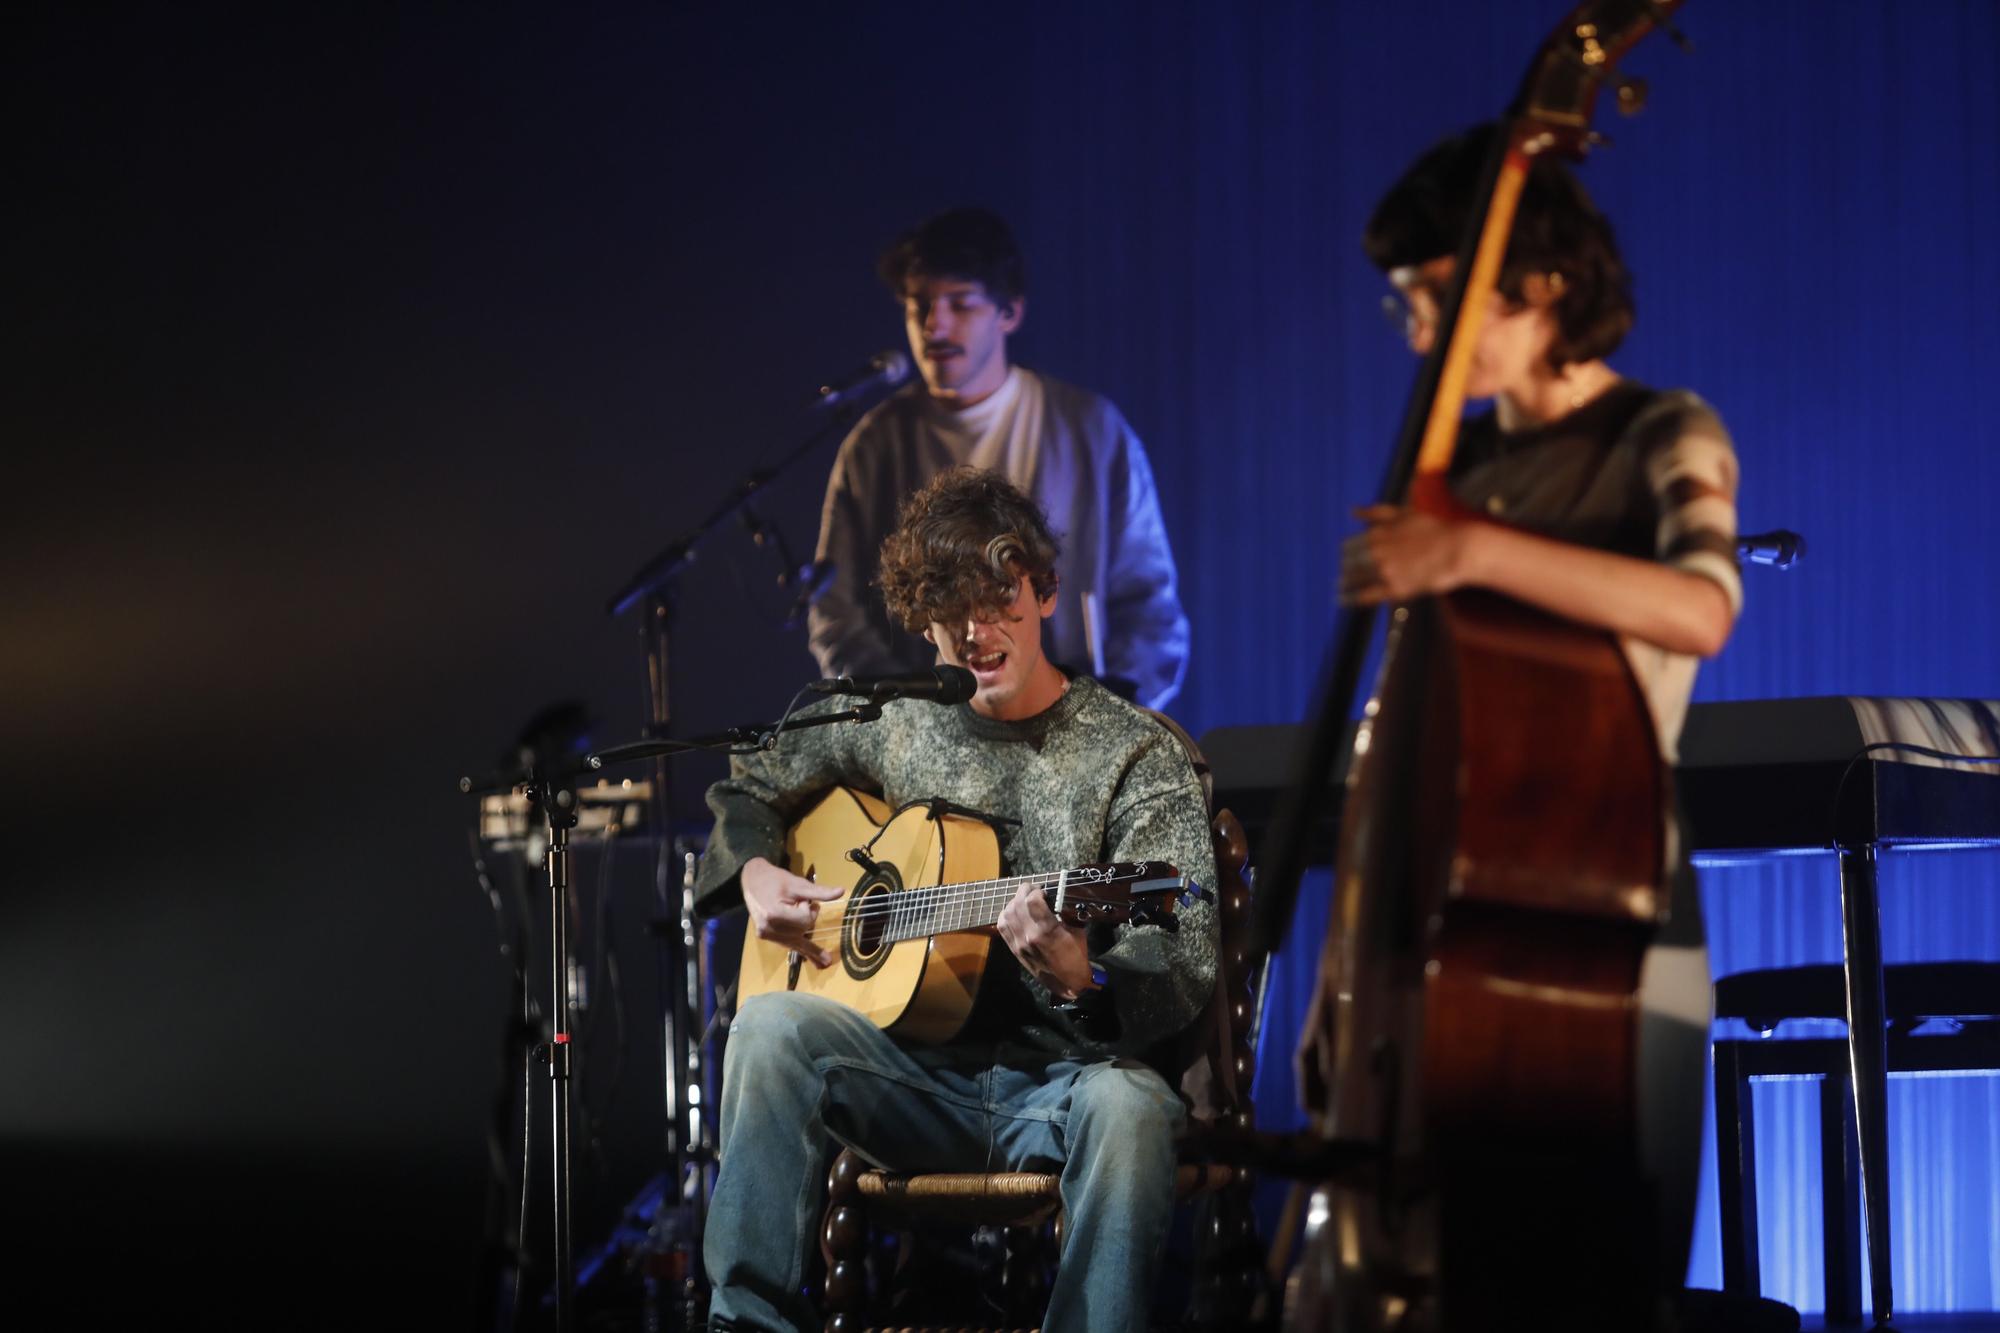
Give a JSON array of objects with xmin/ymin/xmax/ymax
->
[
  {"xmin": 1512, "ymin": 0, "xmax": 1687, "ymax": 157},
  {"xmin": 1049, "ymin": 862, "xmax": 1208, "ymax": 932}
]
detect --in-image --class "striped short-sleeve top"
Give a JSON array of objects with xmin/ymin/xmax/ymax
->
[{"xmin": 1449, "ymin": 380, "xmax": 1742, "ymax": 760}]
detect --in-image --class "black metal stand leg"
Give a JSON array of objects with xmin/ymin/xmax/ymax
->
[
  {"xmin": 459, "ymin": 726, "xmax": 594, "ymax": 1332},
  {"xmin": 547, "ymin": 818, "xmax": 577, "ymax": 1333},
  {"xmin": 677, "ymin": 842, "xmax": 713, "ymax": 1213},
  {"xmin": 1819, "ymin": 1070, "xmax": 1863, "ymax": 1325},
  {"xmin": 1837, "ymin": 844, "xmax": 1892, "ymax": 1327},
  {"xmin": 1712, "ymin": 1041, "xmax": 1761, "ymax": 1298},
  {"xmin": 644, "ymin": 594, "xmax": 695, "ymax": 1176}
]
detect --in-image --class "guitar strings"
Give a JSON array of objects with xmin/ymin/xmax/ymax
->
[
  {"xmin": 816, "ymin": 876, "xmax": 1149, "ymax": 919},
  {"xmin": 795, "ymin": 887, "xmax": 1141, "ymax": 937},
  {"xmin": 804, "ymin": 872, "xmax": 1158, "ymax": 918},
  {"xmin": 788, "ymin": 876, "xmax": 1169, "ymax": 946}
]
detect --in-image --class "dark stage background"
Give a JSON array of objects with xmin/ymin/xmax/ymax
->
[{"xmin": 7, "ymin": 2, "xmax": 1997, "ymax": 1325}]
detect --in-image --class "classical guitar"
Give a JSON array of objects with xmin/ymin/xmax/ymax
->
[{"xmin": 737, "ymin": 785, "xmax": 1195, "ymax": 1043}]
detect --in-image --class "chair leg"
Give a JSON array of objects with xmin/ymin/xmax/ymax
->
[
  {"xmin": 1189, "ymin": 1182, "xmax": 1268, "ymax": 1328},
  {"xmin": 1837, "ymin": 845, "xmax": 1894, "ymax": 1327},
  {"xmin": 1001, "ymin": 1222, "xmax": 1052, "ymax": 1325},
  {"xmin": 1712, "ymin": 1040, "xmax": 1761, "ymax": 1298},
  {"xmin": 820, "ymin": 1151, "xmax": 870, "ymax": 1331},
  {"xmin": 1818, "ymin": 1071, "xmax": 1863, "ymax": 1325}
]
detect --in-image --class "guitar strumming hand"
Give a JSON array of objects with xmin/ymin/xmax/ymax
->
[
  {"xmin": 742, "ymin": 855, "xmax": 844, "ymax": 969},
  {"xmin": 996, "ymin": 883, "xmax": 1095, "ymax": 1001}
]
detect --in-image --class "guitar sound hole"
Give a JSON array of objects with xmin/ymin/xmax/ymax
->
[
  {"xmin": 841, "ymin": 865, "xmax": 902, "ymax": 980},
  {"xmin": 851, "ymin": 886, "xmax": 887, "ymax": 955}
]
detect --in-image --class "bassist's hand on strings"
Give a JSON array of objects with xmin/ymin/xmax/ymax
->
[
  {"xmin": 742, "ymin": 856, "xmax": 843, "ymax": 968},
  {"xmin": 996, "ymin": 883, "xmax": 1096, "ymax": 1001},
  {"xmin": 1340, "ymin": 503, "xmax": 1473, "ymax": 606}
]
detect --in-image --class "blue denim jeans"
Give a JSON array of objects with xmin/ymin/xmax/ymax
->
[{"xmin": 704, "ymin": 991, "xmax": 1186, "ymax": 1332}]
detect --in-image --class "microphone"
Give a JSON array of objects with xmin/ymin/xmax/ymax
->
[
  {"xmin": 809, "ymin": 665, "xmax": 977, "ymax": 704},
  {"xmin": 815, "ymin": 350, "xmax": 912, "ymax": 411},
  {"xmin": 1738, "ymin": 529, "xmax": 1805, "ymax": 569}
]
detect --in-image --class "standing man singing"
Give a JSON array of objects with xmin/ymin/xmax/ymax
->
[{"xmin": 810, "ymin": 206, "xmax": 1191, "ymax": 709}]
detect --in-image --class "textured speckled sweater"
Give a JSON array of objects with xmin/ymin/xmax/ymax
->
[{"xmin": 694, "ymin": 676, "xmax": 1219, "ymax": 1068}]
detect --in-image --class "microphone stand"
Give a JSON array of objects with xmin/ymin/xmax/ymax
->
[
  {"xmin": 459, "ymin": 700, "xmax": 886, "ymax": 1333},
  {"xmin": 587, "ymin": 702, "xmax": 886, "ymax": 771},
  {"xmin": 599, "ymin": 401, "xmax": 865, "ymax": 1323},
  {"xmin": 605, "ymin": 404, "xmax": 863, "ymax": 621},
  {"xmin": 460, "ymin": 753, "xmax": 591, "ymax": 1333}
]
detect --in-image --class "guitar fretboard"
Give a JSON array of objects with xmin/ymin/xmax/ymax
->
[{"xmin": 883, "ymin": 872, "xmax": 1065, "ymax": 945}]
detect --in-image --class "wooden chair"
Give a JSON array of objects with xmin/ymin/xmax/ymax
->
[{"xmin": 815, "ymin": 716, "xmax": 1269, "ymax": 1333}]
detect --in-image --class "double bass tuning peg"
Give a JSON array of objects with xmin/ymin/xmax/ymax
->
[
  {"xmin": 1614, "ymin": 75, "xmax": 1649, "ymax": 116},
  {"xmin": 1647, "ymin": 4, "xmax": 1696, "ymax": 54}
]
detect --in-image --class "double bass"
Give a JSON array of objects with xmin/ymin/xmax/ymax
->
[{"xmin": 1268, "ymin": 4, "xmax": 1700, "ymax": 1328}]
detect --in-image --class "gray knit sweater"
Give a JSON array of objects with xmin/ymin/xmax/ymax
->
[{"xmin": 695, "ymin": 676, "xmax": 1219, "ymax": 1067}]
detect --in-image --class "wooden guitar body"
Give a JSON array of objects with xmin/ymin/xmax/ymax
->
[
  {"xmin": 737, "ymin": 787, "xmax": 1195, "ymax": 1044},
  {"xmin": 738, "ymin": 787, "xmax": 1000, "ymax": 1044}
]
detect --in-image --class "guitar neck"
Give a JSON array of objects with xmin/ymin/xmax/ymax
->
[{"xmin": 883, "ymin": 870, "xmax": 1062, "ymax": 945}]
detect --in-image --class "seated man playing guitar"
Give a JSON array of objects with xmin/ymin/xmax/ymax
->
[{"xmin": 694, "ymin": 466, "xmax": 1219, "ymax": 1333}]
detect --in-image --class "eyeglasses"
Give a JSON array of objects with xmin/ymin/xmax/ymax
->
[
  {"xmin": 1378, "ymin": 282, "xmax": 1536, "ymax": 345},
  {"xmin": 1380, "ymin": 293, "xmax": 1430, "ymax": 343}
]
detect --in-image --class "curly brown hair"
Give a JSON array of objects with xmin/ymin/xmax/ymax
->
[
  {"xmin": 877, "ymin": 467, "xmax": 1060, "ymax": 632},
  {"xmin": 1364, "ymin": 122, "xmax": 1635, "ymax": 370}
]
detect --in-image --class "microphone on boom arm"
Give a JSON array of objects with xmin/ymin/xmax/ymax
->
[
  {"xmin": 814, "ymin": 350, "xmax": 912, "ymax": 412},
  {"xmin": 1737, "ymin": 529, "xmax": 1806, "ymax": 569},
  {"xmin": 809, "ymin": 665, "xmax": 977, "ymax": 704}
]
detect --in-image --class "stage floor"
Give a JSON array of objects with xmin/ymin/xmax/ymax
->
[{"xmin": 1802, "ymin": 1318, "xmax": 2000, "ymax": 1331}]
